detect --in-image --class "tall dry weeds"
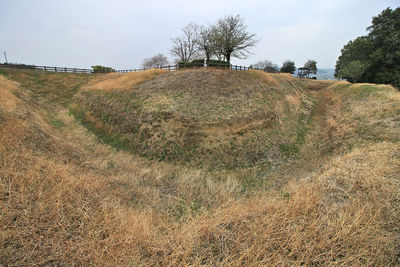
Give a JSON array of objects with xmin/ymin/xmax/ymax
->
[{"xmin": 163, "ymin": 141, "xmax": 400, "ymax": 265}]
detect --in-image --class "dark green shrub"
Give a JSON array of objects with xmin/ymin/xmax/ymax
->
[
  {"xmin": 177, "ymin": 61, "xmax": 204, "ymax": 69},
  {"xmin": 191, "ymin": 59, "xmax": 205, "ymax": 64},
  {"xmin": 208, "ymin": 59, "xmax": 230, "ymax": 68},
  {"xmin": 91, "ymin": 65, "xmax": 115, "ymax": 73},
  {"xmin": 177, "ymin": 62, "xmax": 192, "ymax": 69},
  {"xmin": 177, "ymin": 59, "xmax": 230, "ymax": 69}
]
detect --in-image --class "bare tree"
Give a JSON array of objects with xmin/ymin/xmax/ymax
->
[
  {"xmin": 170, "ymin": 23, "xmax": 200, "ymax": 63},
  {"xmin": 142, "ymin": 54, "xmax": 169, "ymax": 69},
  {"xmin": 253, "ymin": 60, "xmax": 279, "ymax": 73},
  {"xmin": 211, "ymin": 15, "xmax": 257, "ymax": 63},
  {"xmin": 196, "ymin": 25, "xmax": 214, "ymax": 64}
]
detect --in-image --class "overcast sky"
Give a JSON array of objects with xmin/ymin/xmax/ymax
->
[{"xmin": 0, "ymin": 0, "xmax": 398, "ymax": 69}]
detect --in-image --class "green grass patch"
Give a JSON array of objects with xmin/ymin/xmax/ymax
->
[
  {"xmin": 49, "ymin": 117, "xmax": 66, "ymax": 128},
  {"xmin": 358, "ymin": 84, "xmax": 380, "ymax": 95},
  {"xmin": 167, "ymin": 198, "xmax": 203, "ymax": 222},
  {"xmin": 279, "ymin": 143, "xmax": 300, "ymax": 157},
  {"xmin": 279, "ymin": 99, "xmax": 315, "ymax": 158},
  {"xmin": 69, "ymin": 108, "xmax": 131, "ymax": 152}
]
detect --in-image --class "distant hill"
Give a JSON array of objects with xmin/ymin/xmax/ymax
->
[
  {"xmin": 316, "ymin": 68, "xmax": 336, "ymax": 80},
  {"xmin": 294, "ymin": 68, "xmax": 336, "ymax": 80}
]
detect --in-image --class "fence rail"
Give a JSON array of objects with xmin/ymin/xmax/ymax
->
[
  {"xmin": 0, "ymin": 63, "xmax": 93, "ymax": 74},
  {"xmin": 0, "ymin": 63, "xmax": 261, "ymax": 74}
]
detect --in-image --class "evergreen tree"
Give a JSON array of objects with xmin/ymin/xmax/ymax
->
[
  {"xmin": 335, "ymin": 7, "xmax": 400, "ymax": 88},
  {"xmin": 280, "ymin": 60, "xmax": 296, "ymax": 74}
]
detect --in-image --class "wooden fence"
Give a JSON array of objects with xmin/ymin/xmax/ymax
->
[
  {"xmin": 0, "ymin": 63, "xmax": 260, "ymax": 74},
  {"xmin": 0, "ymin": 63, "xmax": 93, "ymax": 74}
]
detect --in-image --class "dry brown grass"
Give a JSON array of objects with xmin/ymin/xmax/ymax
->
[
  {"xmin": 82, "ymin": 68, "xmax": 167, "ymax": 91},
  {"xmin": 0, "ymin": 75, "xmax": 22, "ymax": 113},
  {"xmin": 301, "ymin": 78, "xmax": 339, "ymax": 91},
  {"xmin": 165, "ymin": 141, "xmax": 400, "ymax": 265},
  {"xmin": 247, "ymin": 69, "xmax": 280, "ymax": 86},
  {"xmin": 1, "ymin": 69, "xmax": 400, "ymax": 266},
  {"xmin": 323, "ymin": 82, "xmax": 400, "ymax": 151},
  {"xmin": 0, "ymin": 67, "xmax": 94, "ymax": 111}
]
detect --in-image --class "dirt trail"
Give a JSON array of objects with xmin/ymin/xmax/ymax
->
[
  {"xmin": 301, "ymin": 89, "xmax": 342, "ymax": 158},
  {"xmin": 268, "ymin": 85, "xmax": 343, "ymax": 188}
]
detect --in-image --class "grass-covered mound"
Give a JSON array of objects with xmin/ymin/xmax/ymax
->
[
  {"xmin": 73, "ymin": 69, "xmax": 314, "ymax": 168},
  {"xmin": 1, "ymin": 68, "xmax": 399, "ymax": 266}
]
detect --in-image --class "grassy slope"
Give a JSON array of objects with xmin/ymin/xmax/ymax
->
[
  {"xmin": 0, "ymin": 67, "xmax": 399, "ymax": 266},
  {"xmin": 0, "ymin": 67, "xmax": 94, "ymax": 110},
  {"xmin": 74, "ymin": 69, "xmax": 314, "ymax": 168}
]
